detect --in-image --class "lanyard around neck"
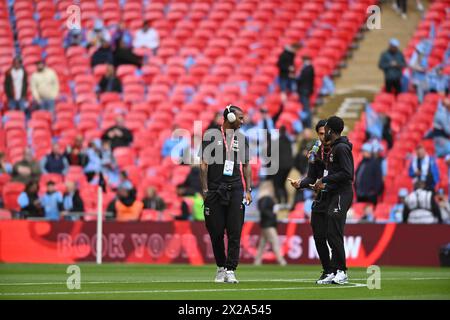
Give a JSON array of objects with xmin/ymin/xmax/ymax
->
[{"xmin": 221, "ymin": 126, "xmax": 235, "ymax": 157}]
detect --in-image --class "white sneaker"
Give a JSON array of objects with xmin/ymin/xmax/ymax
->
[
  {"xmin": 278, "ymin": 258, "xmax": 287, "ymax": 266},
  {"xmin": 392, "ymin": 2, "xmax": 400, "ymax": 13},
  {"xmin": 332, "ymin": 270, "xmax": 348, "ymax": 285},
  {"xmin": 215, "ymin": 267, "xmax": 226, "ymax": 283},
  {"xmin": 316, "ymin": 272, "xmax": 335, "ymax": 284},
  {"xmin": 417, "ymin": 2, "xmax": 424, "ymax": 11},
  {"xmin": 224, "ymin": 270, "xmax": 239, "ymax": 283}
]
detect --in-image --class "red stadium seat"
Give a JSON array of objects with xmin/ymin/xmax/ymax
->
[{"xmin": 2, "ymin": 182, "xmax": 25, "ymax": 212}]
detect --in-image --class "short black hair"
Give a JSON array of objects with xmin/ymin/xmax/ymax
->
[
  {"xmin": 315, "ymin": 119, "xmax": 327, "ymax": 133},
  {"xmin": 223, "ymin": 105, "xmax": 243, "ymax": 120},
  {"xmin": 326, "ymin": 116, "xmax": 344, "ymax": 135},
  {"xmin": 47, "ymin": 180, "xmax": 56, "ymax": 186}
]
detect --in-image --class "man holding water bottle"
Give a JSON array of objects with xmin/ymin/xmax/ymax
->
[{"xmin": 288, "ymin": 119, "xmax": 334, "ymax": 284}]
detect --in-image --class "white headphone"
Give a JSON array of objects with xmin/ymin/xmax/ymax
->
[{"xmin": 226, "ymin": 104, "xmax": 236, "ymax": 123}]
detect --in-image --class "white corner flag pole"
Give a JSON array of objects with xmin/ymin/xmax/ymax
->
[{"xmin": 96, "ymin": 185, "xmax": 103, "ymax": 264}]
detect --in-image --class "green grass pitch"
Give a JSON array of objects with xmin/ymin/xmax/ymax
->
[{"xmin": 1, "ymin": 264, "xmax": 449, "ymax": 300}]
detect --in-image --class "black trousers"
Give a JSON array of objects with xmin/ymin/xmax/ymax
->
[
  {"xmin": 385, "ymin": 78, "xmax": 401, "ymax": 95},
  {"xmin": 356, "ymin": 195, "xmax": 378, "ymax": 206},
  {"xmin": 310, "ymin": 211, "xmax": 331, "ymax": 273},
  {"xmin": 272, "ymin": 168, "xmax": 290, "ymax": 204},
  {"xmin": 397, "ymin": 0, "xmax": 407, "ymax": 14},
  {"xmin": 204, "ymin": 188, "xmax": 245, "ymax": 271},
  {"xmin": 325, "ymin": 188, "xmax": 353, "ymax": 272}
]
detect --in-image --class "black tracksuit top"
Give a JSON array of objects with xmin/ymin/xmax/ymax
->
[{"xmin": 321, "ymin": 136, "xmax": 354, "ymax": 192}]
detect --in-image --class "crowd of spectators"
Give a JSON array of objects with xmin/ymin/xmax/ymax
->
[{"xmin": 378, "ymin": 37, "xmax": 449, "ymax": 101}]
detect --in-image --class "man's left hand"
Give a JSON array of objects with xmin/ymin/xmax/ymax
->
[
  {"xmin": 311, "ymin": 179, "xmax": 326, "ymax": 192},
  {"xmin": 245, "ymin": 191, "xmax": 252, "ymax": 206}
]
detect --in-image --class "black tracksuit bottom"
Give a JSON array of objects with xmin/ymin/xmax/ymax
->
[
  {"xmin": 310, "ymin": 186, "xmax": 353, "ymax": 273},
  {"xmin": 204, "ymin": 187, "xmax": 245, "ymax": 271}
]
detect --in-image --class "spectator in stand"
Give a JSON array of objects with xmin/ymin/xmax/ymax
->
[
  {"xmin": 408, "ymin": 42, "xmax": 429, "ymax": 103},
  {"xmin": 372, "ymin": 139, "xmax": 388, "ymax": 178},
  {"xmin": 296, "ymin": 55, "xmax": 315, "ymax": 128},
  {"xmin": 143, "ymin": 187, "xmax": 166, "ymax": 211},
  {"xmin": 100, "ymin": 139, "xmax": 121, "ymax": 187},
  {"xmin": 101, "ymin": 115, "xmax": 133, "ymax": 150},
  {"xmin": 277, "ymin": 43, "xmax": 301, "ymax": 101},
  {"xmin": 382, "ymin": 115, "xmax": 394, "ymax": 150},
  {"xmin": 107, "ymin": 186, "xmax": 143, "ymax": 222},
  {"xmin": 91, "ymin": 40, "xmax": 114, "ymax": 68},
  {"xmin": 271, "ymin": 126, "xmax": 293, "ymax": 204},
  {"xmin": 393, "ymin": 0, "xmax": 424, "ymax": 20},
  {"xmin": 84, "ymin": 140, "xmax": 102, "ymax": 182},
  {"xmin": 389, "ymin": 188, "xmax": 409, "ymax": 223},
  {"xmin": 41, "ymin": 143, "xmax": 69, "ymax": 175},
  {"xmin": 161, "ymin": 125, "xmax": 189, "ymax": 159},
  {"xmin": 378, "ymin": 38, "xmax": 406, "ymax": 95},
  {"xmin": 113, "ymin": 39, "xmax": 143, "ymax": 68},
  {"xmin": 180, "ymin": 165, "xmax": 202, "ymax": 196},
  {"xmin": 30, "ymin": 60, "xmax": 59, "ymax": 112},
  {"xmin": 427, "ymin": 65, "xmax": 449, "ymax": 95},
  {"xmin": 359, "ymin": 204, "xmax": 375, "ymax": 223},
  {"xmin": 436, "ymin": 188, "xmax": 450, "ymax": 224},
  {"xmin": 98, "ymin": 64, "xmax": 122, "ymax": 94},
  {"xmin": 0, "ymin": 152, "xmax": 12, "ymax": 174},
  {"xmin": 408, "ymin": 144, "xmax": 440, "ymax": 191},
  {"xmin": 256, "ymin": 104, "xmax": 284, "ymax": 132},
  {"xmin": 355, "ymin": 143, "xmax": 384, "ymax": 205},
  {"xmin": 64, "ymin": 28, "xmax": 88, "ymax": 48},
  {"xmin": 12, "ymin": 148, "xmax": 41, "ymax": 184},
  {"xmin": 18, "ymin": 181, "xmax": 43, "ymax": 219},
  {"xmin": 293, "ymin": 128, "xmax": 315, "ymax": 177},
  {"xmin": 4, "ymin": 57, "xmax": 28, "ymax": 111},
  {"xmin": 62, "ymin": 181, "xmax": 84, "ymax": 217},
  {"xmin": 403, "ymin": 181, "xmax": 442, "ymax": 224},
  {"xmin": 117, "ymin": 171, "xmax": 133, "ymax": 190},
  {"xmin": 254, "ymin": 180, "xmax": 287, "ymax": 266},
  {"xmin": 65, "ymin": 135, "xmax": 87, "ymax": 167},
  {"xmin": 133, "ymin": 20, "xmax": 160, "ymax": 54},
  {"xmin": 40, "ymin": 181, "xmax": 64, "ymax": 221},
  {"xmin": 447, "ymin": 154, "xmax": 450, "ymax": 201},
  {"xmin": 432, "ymin": 97, "xmax": 450, "ymax": 158},
  {"xmin": 111, "ymin": 21, "xmax": 132, "ymax": 50},
  {"xmin": 207, "ymin": 112, "xmax": 222, "ymax": 131},
  {"xmin": 87, "ymin": 19, "xmax": 111, "ymax": 49}
]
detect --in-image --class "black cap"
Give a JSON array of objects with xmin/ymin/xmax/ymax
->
[{"xmin": 326, "ymin": 116, "xmax": 344, "ymax": 135}]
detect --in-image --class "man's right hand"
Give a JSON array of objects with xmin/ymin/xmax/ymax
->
[
  {"xmin": 288, "ymin": 178, "xmax": 301, "ymax": 189},
  {"xmin": 202, "ymin": 189, "xmax": 209, "ymax": 200}
]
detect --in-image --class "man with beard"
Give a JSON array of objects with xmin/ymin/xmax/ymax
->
[
  {"xmin": 200, "ymin": 105, "xmax": 252, "ymax": 284},
  {"xmin": 289, "ymin": 119, "xmax": 334, "ymax": 284},
  {"xmin": 311, "ymin": 116, "xmax": 354, "ymax": 285}
]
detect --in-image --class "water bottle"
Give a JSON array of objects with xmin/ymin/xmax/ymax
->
[{"xmin": 309, "ymin": 140, "xmax": 321, "ymax": 163}]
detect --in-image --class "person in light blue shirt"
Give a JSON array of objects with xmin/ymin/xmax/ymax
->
[
  {"xmin": 432, "ymin": 98, "xmax": 450, "ymax": 158},
  {"xmin": 40, "ymin": 181, "xmax": 63, "ymax": 221},
  {"xmin": 84, "ymin": 140, "xmax": 102, "ymax": 181},
  {"xmin": 161, "ymin": 127, "xmax": 190, "ymax": 159},
  {"xmin": 389, "ymin": 188, "xmax": 408, "ymax": 223},
  {"xmin": 408, "ymin": 43, "xmax": 428, "ymax": 103},
  {"xmin": 427, "ymin": 66, "xmax": 449, "ymax": 94}
]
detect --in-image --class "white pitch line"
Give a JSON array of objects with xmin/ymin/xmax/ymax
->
[
  {"xmin": 1, "ymin": 277, "xmax": 449, "ymax": 286},
  {"xmin": 0, "ymin": 283, "xmax": 368, "ymax": 296}
]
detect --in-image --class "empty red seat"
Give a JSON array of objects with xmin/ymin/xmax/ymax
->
[{"xmin": 2, "ymin": 182, "xmax": 25, "ymax": 212}]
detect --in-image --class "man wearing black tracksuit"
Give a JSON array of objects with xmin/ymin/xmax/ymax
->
[
  {"xmin": 312, "ymin": 116, "xmax": 354, "ymax": 285},
  {"xmin": 200, "ymin": 105, "xmax": 252, "ymax": 284},
  {"xmin": 289, "ymin": 120, "xmax": 334, "ymax": 284}
]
